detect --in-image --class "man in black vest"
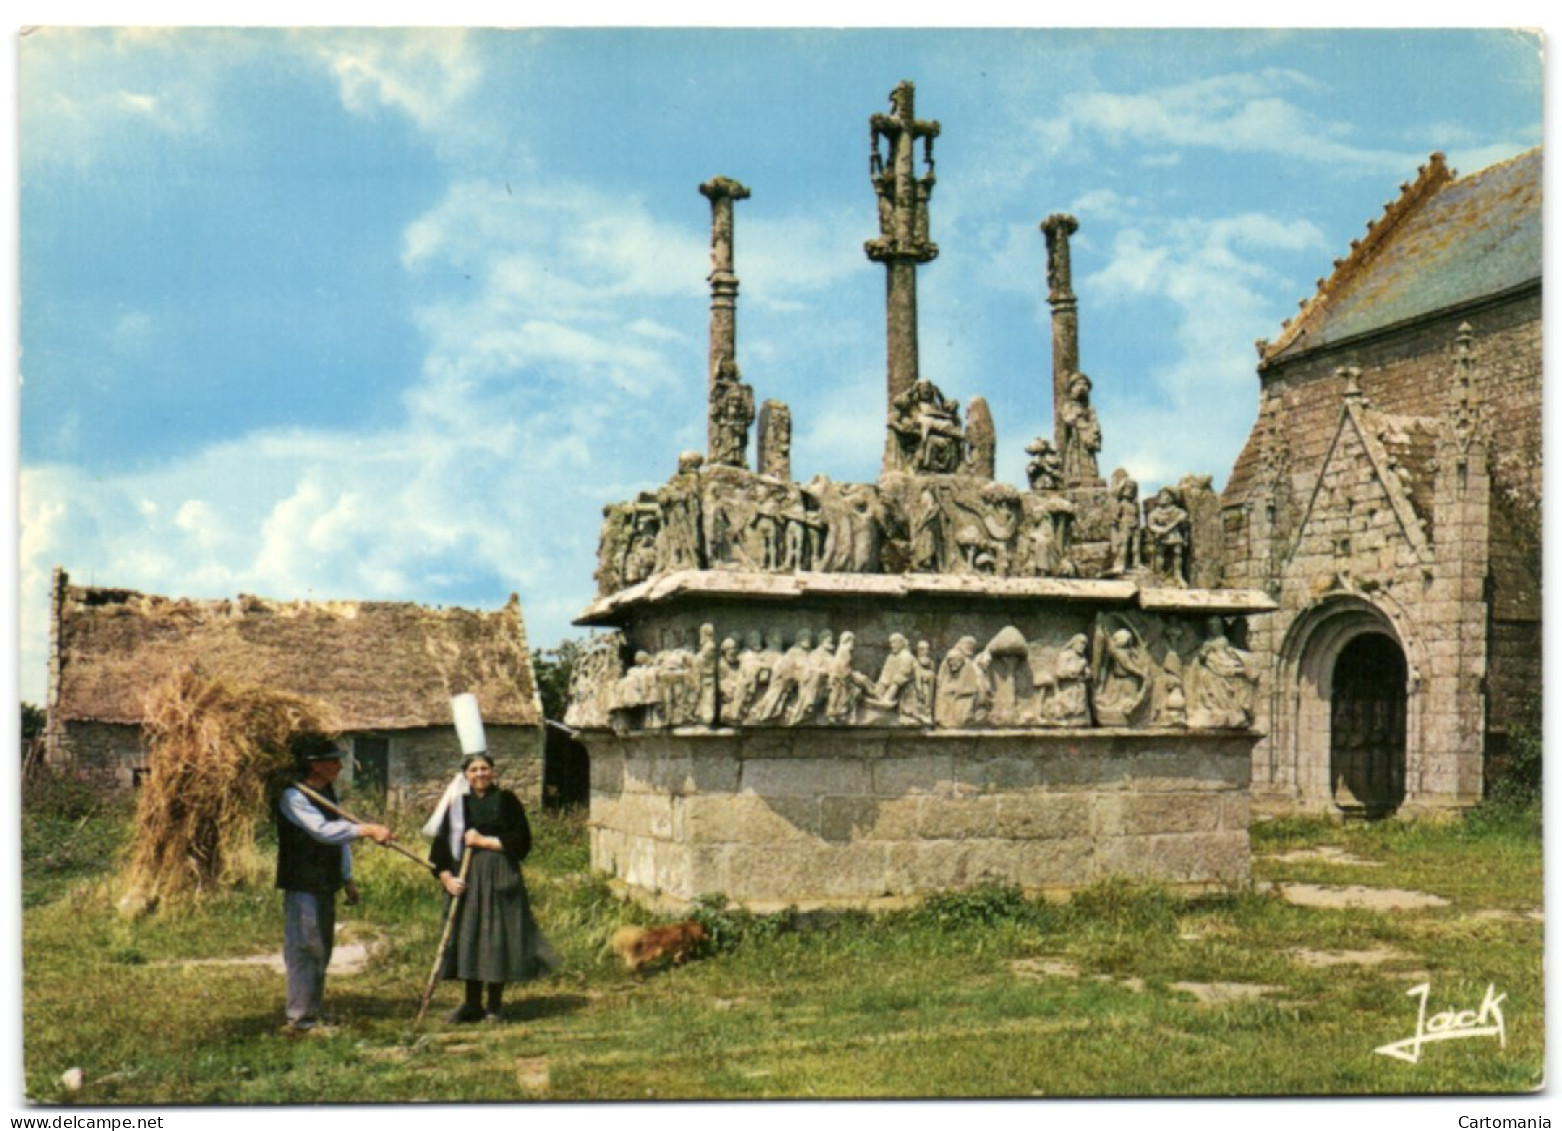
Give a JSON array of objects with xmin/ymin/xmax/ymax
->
[{"xmin": 277, "ymin": 734, "xmax": 390, "ymax": 1033}]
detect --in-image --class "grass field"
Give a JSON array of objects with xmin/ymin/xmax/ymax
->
[{"xmin": 20, "ymin": 789, "xmax": 1543, "ymax": 1103}]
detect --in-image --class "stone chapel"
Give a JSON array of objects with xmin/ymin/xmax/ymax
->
[{"xmin": 1219, "ymin": 148, "xmax": 1542, "ymax": 817}]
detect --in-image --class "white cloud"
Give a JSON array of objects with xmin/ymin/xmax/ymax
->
[
  {"xmin": 1080, "ymin": 211, "xmax": 1328, "ymax": 491},
  {"xmin": 19, "ymin": 28, "xmax": 238, "ymax": 168},
  {"xmin": 312, "ymin": 30, "xmax": 481, "ymax": 135},
  {"xmin": 1039, "ymin": 69, "xmax": 1415, "ymax": 174}
]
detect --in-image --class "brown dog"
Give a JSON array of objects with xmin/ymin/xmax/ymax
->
[{"xmin": 611, "ymin": 921, "xmax": 709, "ymax": 972}]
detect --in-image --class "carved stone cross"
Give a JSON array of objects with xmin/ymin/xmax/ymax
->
[
  {"xmin": 865, "ymin": 81, "xmax": 941, "ymax": 471},
  {"xmin": 701, "ymin": 176, "xmax": 754, "ymax": 468}
]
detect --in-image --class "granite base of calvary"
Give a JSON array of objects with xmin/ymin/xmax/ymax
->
[{"xmin": 584, "ymin": 727, "xmax": 1255, "ymax": 912}]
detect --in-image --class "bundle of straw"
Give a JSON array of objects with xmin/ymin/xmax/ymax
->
[{"xmin": 123, "ymin": 666, "xmax": 337, "ymax": 905}]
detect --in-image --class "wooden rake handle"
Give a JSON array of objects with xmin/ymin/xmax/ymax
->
[
  {"xmin": 415, "ymin": 846, "xmax": 474, "ymax": 1027},
  {"xmin": 292, "ymin": 781, "xmax": 439, "ymax": 876}
]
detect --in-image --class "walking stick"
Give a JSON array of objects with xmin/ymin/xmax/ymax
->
[
  {"xmin": 416, "ymin": 846, "xmax": 474, "ymax": 1028},
  {"xmin": 292, "ymin": 782, "xmax": 439, "ymax": 876}
]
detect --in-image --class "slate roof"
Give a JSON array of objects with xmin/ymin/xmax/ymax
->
[
  {"xmin": 51, "ymin": 576, "xmax": 542, "ymax": 731},
  {"xmin": 1262, "ymin": 147, "xmax": 1542, "ymax": 367}
]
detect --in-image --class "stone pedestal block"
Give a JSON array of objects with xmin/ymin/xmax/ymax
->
[{"xmin": 584, "ymin": 728, "xmax": 1255, "ymax": 910}]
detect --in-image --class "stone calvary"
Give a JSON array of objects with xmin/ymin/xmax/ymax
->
[{"xmin": 565, "ymin": 83, "xmax": 1275, "ymax": 910}]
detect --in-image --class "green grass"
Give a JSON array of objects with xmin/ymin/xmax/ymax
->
[{"xmin": 21, "ymin": 801, "xmax": 1543, "ymax": 1103}]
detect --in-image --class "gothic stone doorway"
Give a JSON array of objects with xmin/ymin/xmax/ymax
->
[
  {"xmin": 1329, "ymin": 633, "xmax": 1407, "ymax": 817},
  {"xmin": 1277, "ymin": 595, "xmax": 1420, "ymax": 815}
]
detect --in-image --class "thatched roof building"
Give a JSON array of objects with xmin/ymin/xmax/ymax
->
[{"xmin": 45, "ymin": 568, "xmax": 546, "ymax": 808}]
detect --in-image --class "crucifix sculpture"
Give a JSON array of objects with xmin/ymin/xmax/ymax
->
[{"xmin": 866, "ymin": 81, "xmax": 940, "ymax": 469}]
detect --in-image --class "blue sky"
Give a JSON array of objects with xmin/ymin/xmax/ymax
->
[{"xmin": 13, "ymin": 26, "xmax": 1545, "ymax": 704}]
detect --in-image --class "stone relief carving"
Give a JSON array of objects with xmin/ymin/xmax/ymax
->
[
  {"xmin": 753, "ymin": 628, "xmax": 813, "ymax": 723},
  {"xmin": 804, "ymin": 476, "xmax": 883, "ymax": 573},
  {"xmin": 1092, "ymin": 617, "xmax": 1153, "ymax": 727},
  {"xmin": 963, "ymin": 396, "xmax": 996, "ymax": 480},
  {"xmin": 888, "ymin": 378, "xmax": 966, "ymax": 474},
  {"xmin": 1145, "ymin": 486, "xmax": 1191, "ymax": 586},
  {"xmin": 862, "ymin": 632, "xmax": 929, "ymax": 724},
  {"xmin": 757, "ymin": 400, "xmax": 792, "ymax": 482},
  {"xmin": 1020, "ymin": 493, "xmax": 1077, "ymax": 578},
  {"xmin": 934, "ymin": 636, "xmax": 989, "ymax": 728},
  {"xmin": 717, "ymin": 635, "xmax": 741, "ymax": 718},
  {"xmin": 571, "ymin": 616, "xmax": 1257, "ymax": 734},
  {"xmin": 1184, "ymin": 616, "xmax": 1259, "ymax": 729},
  {"xmin": 907, "ymin": 478, "xmax": 1025, "ymax": 575},
  {"xmin": 1058, "ymin": 372, "xmax": 1103, "ymax": 487},
  {"xmin": 562, "ymin": 634, "xmax": 626, "ymax": 730},
  {"xmin": 596, "ymin": 460, "xmax": 1228, "ymax": 595},
  {"xmin": 708, "ymin": 356, "xmax": 755, "ymax": 469},
  {"xmin": 1108, "ymin": 469, "xmax": 1141, "ymax": 577},
  {"xmin": 823, "ymin": 631, "xmax": 875, "ymax": 724},
  {"xmin": 1025, "ymin": 436, "xmax": 1064, "ymax": 492},
  {"xmin": 1041, "ymin": 633, "xmax": 1093, "ymax": 726}
]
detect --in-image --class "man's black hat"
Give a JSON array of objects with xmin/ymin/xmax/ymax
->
[{"xmin": 289, "ymin": 732, "xmax": 342, "ymax": 769}]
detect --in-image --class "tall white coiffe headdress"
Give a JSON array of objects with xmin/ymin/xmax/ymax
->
[{"xmin": 421, "ymin": 693, "xmax": 487, "ymax": 846}]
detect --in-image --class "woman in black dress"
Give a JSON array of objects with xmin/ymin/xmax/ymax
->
[{"xmin": 430, "ymin": 753, "xmax": 554, "ymax": 1022}]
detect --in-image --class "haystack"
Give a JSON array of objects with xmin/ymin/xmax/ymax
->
[{"xmin": 122, "ymin": 665, "xmax": 337, "ymax": 908}]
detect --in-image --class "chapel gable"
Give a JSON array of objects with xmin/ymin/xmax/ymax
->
[{"xmin": 1284, "ymin": 373, "xmax": 1436, "ymax": 593}]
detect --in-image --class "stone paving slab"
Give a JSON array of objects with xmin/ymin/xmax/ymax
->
[
  {"xmin": 1263, "ymin": 882, "xmax": 1449, "ymax": 910},
  {"xmin": 1259, "ymin": 845, "xmax": 1383, "ymax": 867},
  {"xmin": 1287, "ymin": 946, "xmax": 1408, "ymax": 967},
  {"xmin": 1170, "ymin": 981, "xmax": 1285, "ymax": 1004}
]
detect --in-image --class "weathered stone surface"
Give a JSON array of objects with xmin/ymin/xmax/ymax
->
[
  {"xmin": 740, "ymin": 757, "xmax": 870, "ymax": 798},
  {"xmin": 1094, "ymin": 831, "xmax": 1249, "ymax": 884},
  {"xmin": 679, "ymin": 793, "xmax": 820, "ymax": 843},
  {"xmin": 1093, "ymin": 792, "xmax": 1224, "ymax": 837},
  {"xmin": 587, "ymin": 729, "xmax": 1251, "ymax": 906},
  {"xmin": 991, "ymin": 793, "xmax": 1091, "ymax": 840}
]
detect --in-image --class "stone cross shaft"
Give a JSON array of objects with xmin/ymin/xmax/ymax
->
[
  {"xmin": 700, "ymin": 176, "xmax": 751, "ymax": 391},
  {"xmin": 866, "ymin": 81, "xmax": 941, "ymax": 450},
  {"xmin": 1041, "ymin": 213, "xmax": 1081, "ymax": 453}
]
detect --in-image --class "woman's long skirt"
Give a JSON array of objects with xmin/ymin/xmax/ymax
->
[{"xmin": 439, "ymin": 849, "xmax": 555, "ymax": 984}]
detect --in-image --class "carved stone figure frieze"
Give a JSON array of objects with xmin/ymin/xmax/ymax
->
[
  {"xmin": 1176, "ymin": 474, "xmax": 1222, "ymax": 589},
  {"xmin": 1042, "ymin": 634, "xmax": 1093, "ymax": 726},
  {"xmin": 906, "ymin": 478, "xmax": 1023, "ymax": 575},
  {"xmin": 980, "ymin": 626, "xmax": 1036, "ymax": 726},
  {"xmin": 563, "ymin": 633, "xmax": 626, "ymax": 730},
  {"xmin": 964, "ymin": 396, "xmax": 996, "ymax": 480},
  {"xmin": 889, "ymin": 378, "xmax": 965, "ymax": 474},
  {"xmin": 787, "ymin": 630, "xmax": 837, "ymax": 725},
  {"xmin": 863, "ymin": 632, "xmax": 925, "ymax": 724},
  {"xmin": 1093, "ymin": 619, "xmax": 1152, "ymax": 727},
  {"xmin": 1021, "ymin": 493, "xmax": 1076, "ymax": 578},
  {"xmin": 912, "ymin": 640, "xmax": 935, "ymax": 722},
  {"xmin": 806, "ymin": 476, "xmax": 883, "ymax": 573},
  {"xmin": 1145, "ymin": 486, "xmax": 1191, "ymax": 586},
  {"xmin": 717, "ymin": 635, "xmax": 741, "ymax": 724},
  {"xmin": 594, "ymin": 503, "xmax": 634, "ymax": 596},
  {"xmin": 1185, "ymin": 617, "xmax": 1258, "ymax": 729},
  {"xmin": 1108, "ymin": 470, "xmax": 1141, "ymax": 576},
  {"xmin": 1059, "ymin": 373, "xmax": 1103, "ymax": 487},
  {"xmin": 1025, "ymin": 436, "xmax": 1064, "ymax": 492},
  {"xmin": 754, "ymin": 628, "xmax": 813, "ymax": 723},
  {"xmin": 1151, "ymin": 649, "xmax": 1188, "ymax": 727},
  {"xmin": 823, "ymin": 631, "xmax": 875, "ymax": 724},
  {"xmin": 610, "ymin": 650, "xmax": 660, "ymax": 733},
  {"xmin": 654, "ymin": 470, "xmax": 704, "ymax": 575},
  {"xmin": 708, "ymin": 356, "xmax": 756, "ymax": 469},
  {"xmin": 695, "ymin": 623, "xmax": 718, "ymax": 726},
  {"xmin": 934, "ymin": 635, "xmax": 991, "ymax": 728},
  {"xmin": 725, "ymin": 630, "xmax": 766, "ymax": 723},
  {"xmin": 757, "ymin": 400, "xmax": 792, "ymax": 482},
  {"xmin": 624, "ymin": 501, "xmax": 661, "ymax": 586}
]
